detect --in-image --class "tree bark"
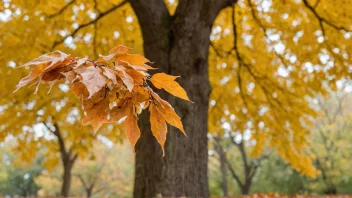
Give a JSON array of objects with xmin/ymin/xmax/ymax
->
[{"xmin": 130, "ymin": 0, "xmax": 236, "ymax": 197}]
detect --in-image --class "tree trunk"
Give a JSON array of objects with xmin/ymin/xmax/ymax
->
[
  {"xmin": 214, "ymin": 138, "xmax": 229, "ymax": 196},
  {"xmin": 130, "ymin": 0, "xmax": 235, "ymax": 197},
  {"xmin": 86, "ymin": 187, "xmax": 93, "ymax": 198},
  {"xmin": 52, "ymin": 123, "xmax": 77, "ymax": 197},
  {"xmin": 241, "ymin": 180, "xmax": 251, "ymax": 195},
  {"xmin": 61, "ymin": 161, "xmax": 74, "ymax": 197}
]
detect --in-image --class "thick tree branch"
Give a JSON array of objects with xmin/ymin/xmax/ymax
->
[{"xmin": 129, "ymin": 0, "xmax": 170, "ymax": 46}]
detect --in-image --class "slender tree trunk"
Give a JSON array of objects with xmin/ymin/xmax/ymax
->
[
  {"xmin": 86, "ymin": 187, "xmax": 93, "ymax": 198},
  {"xmin": 61, "ymin": 161, "xmax": 74, "ymax": 197},
  {"xmin": 214, "ymin": 138, "xmax": 228, "ymax": 196},
  {"xmin": 241, "ymin": 180, "xmax": 251, "ymax": 195},
  {"xmin": 130, "ymin": 0, "xmax": 236, "ymax": 197},
  {"xmin": 219, "ymin": 150, "xmax": 229, "ymax": 196},
  {"xmin": 50, "ymin": 123, "xmax": 78, "ymax": 197}
]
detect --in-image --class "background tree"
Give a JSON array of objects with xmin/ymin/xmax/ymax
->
[
  {"xmin": 0, "ymin": 144, "xmax": 43, "ymax": 197},
  {"xmin": 210, "ymin": 132, "xmax": 270, "ymax": 195},
  {"xmin": 309, "ymin": 84, "xmax": 352, "ymax": 194},
  {"xmin": 209, "ymin": 86, "xmax": 352, "ymax": 196},
  {"xmin": 35, "ymin": 141, "xmax": 134, "ymax": 197},
  {"xmin": 73, "ymin": 141, "xmax": 134, "ymax": 198},
  {"xmin": 0, "ymin": 105, "xmax": 124, "ymax": 196}
]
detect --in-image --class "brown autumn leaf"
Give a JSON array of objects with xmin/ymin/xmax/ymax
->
[
  {"xmin": 81, "ymin": 89, "xmax": 110, "ymax": 132},
  {"xmin": 71, "ymin": 82, "xmax": 88, "ymax": 99},
  {"xmin": 75, "ymin": 65, "xmax": 107, "ymax": 98},
  {"xmin": 14, "ymin": 65, "xmax": 44, "ymax": 92},
  {"xmin": 82, "ymin": 97, "xmax": 110, "ymax": 133},
  {"xmin": 14, "ymin": 52, "xmax": 71, "ymax": 92},
  {"xmin": 150, "ymin": 103, "xmax": 168, "ymax": 155},
  {"xmin": 22, "ymin": 51, "xmax": 70, "ymax": 72},
  {"xmin": 150, "ymin": 73, "xmax": 191, "ymax": 101},
  {"xmin": 101, "ymin": 67, "xmax": 119, "ymax": 89},
  {"xmin": 109, "ymin": 99, "xmax": 131, "ymax": 123},
  {"xmin": 61, "ymin": 70, "xmax": 77, "ymax": 83},
  {"xmin": 115, "ymin": 68, "xmax": 134, "ymax": 92}
]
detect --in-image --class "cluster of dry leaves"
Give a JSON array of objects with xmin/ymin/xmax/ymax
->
[{"xmin": 14, "ymin": 45, "xmax": 190, "ymax": 153}]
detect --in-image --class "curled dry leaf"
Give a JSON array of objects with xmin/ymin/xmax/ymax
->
[{"xmin": 14, "ymin": 45, "xmax": 191, "ymax": 153}]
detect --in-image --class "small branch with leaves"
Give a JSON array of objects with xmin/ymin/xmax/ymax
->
[{"xmin": 14, "ymin": 45, "xmax": 191, "ymax": 154}]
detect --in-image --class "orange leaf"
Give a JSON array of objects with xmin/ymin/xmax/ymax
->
[
  {"xmin": 150, "ymin": 103, "xmax": 168, "ymax": 155},
  {"xmin": 109, "ymin": 45, "xmax": 132, "ymax": 55},
  {"xmin": 150, "ymin": 73, "xmax": 190, "ymax": 101},
  {"xmin": 124, "ymin": 106, "xmax": 141, "ymax": 151},
  {"xmin": 132, "ymin": 86, "xmax": 150, "ymax": 104},
  {"xmin": 71, "ymin": 82, "xmax": 88, "ymax": 98},
  {"xmin": 81, "ymin": 94, "xmax": 110, "ymax": 133},
  {"xmin": 116, "ymin": 54, "xmax": 149, "ymax": 66},
  {"xmin": 131, "ymin": 64, "xmax": 156, "ymax": 71},
  {"xmin": 151, "ymin": 91, "xmax": 186, "ymax": 135}
]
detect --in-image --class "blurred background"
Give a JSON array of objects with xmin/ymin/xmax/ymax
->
[{"xmin": 0, "ymin": 0, "xmax": 352, "ymax": 197}]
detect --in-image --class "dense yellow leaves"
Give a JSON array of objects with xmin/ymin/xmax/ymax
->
[{"xmin": 13, "ymin": 45, "xmax": 189, "ymax": 152}]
